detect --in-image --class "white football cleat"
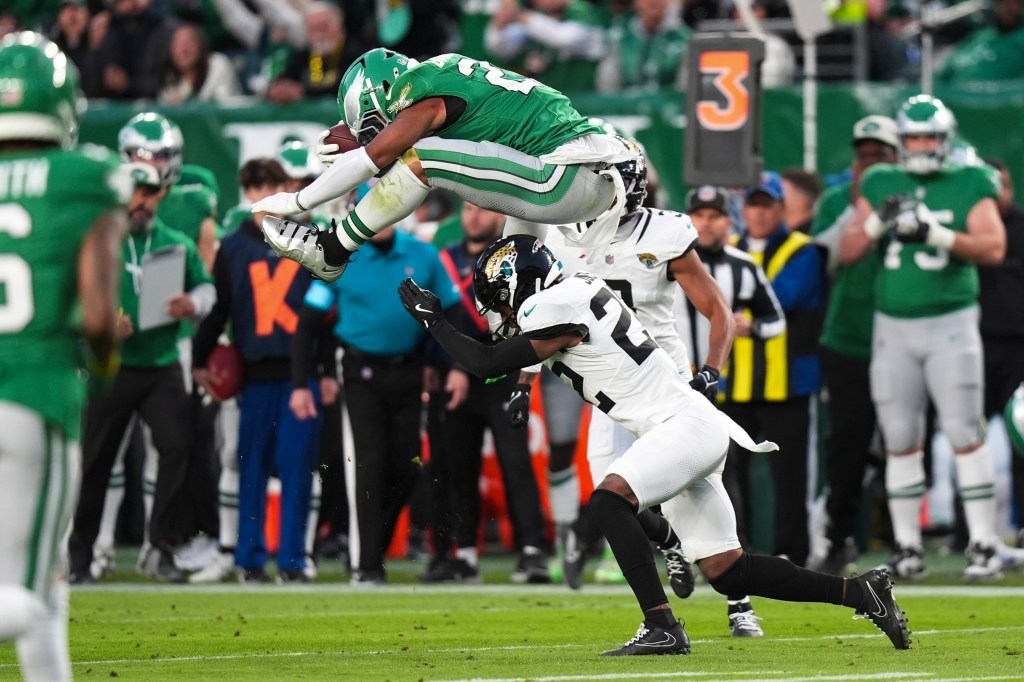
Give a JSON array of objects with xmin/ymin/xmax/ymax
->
[{"xmin": 261, "ymin": 215, "xmax": 349, "ymax": 283}]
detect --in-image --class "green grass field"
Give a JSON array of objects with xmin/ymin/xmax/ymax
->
[{"xmin": 2, "ymin": 551, "xmax": 1024, "ymax": 681}]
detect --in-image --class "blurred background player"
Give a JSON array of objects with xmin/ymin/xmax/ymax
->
[
  {"xmin": 192, "ymin": 156, "xmax": 320, "ymax": 583},
  {"xmin": 418, "ymin": 201, "xmax": 551, "ymax": 584},
  {"xmin": 298, "ymin": 201, "xmax": 459, "ymax": 584},
  {"xmin": 840, "ymin": 95, "xmax": 1007, "ymax": 580},
  {"xmin": 0, "ymin": 32, "xmax": 129, "ymax": 681},
  {"xmin": 811, "ymin": 115, "xmax": 898, "ymax": 576},
  {"xmin": 69, "ymin": 127, "xmax": 216, "ymax": 584}
]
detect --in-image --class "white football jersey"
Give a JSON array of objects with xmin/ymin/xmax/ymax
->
[
  {"xmin": 545, "ymin": 208, "xmax": 696, "ymax": 373},
  {"xmin": 516, "ymin": 271, "xmax": 704, "ymax": 437}
]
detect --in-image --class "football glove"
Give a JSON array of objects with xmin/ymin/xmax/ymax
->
[
  {"xmin": 507, "ymin": 383, "xmax": 532, "ymax": 429},
  {"xmin": 398, "ymin": 278, "xmax": 443, "ymax": 329},
  {"xmin": 689, "ymin": 365, "xmax": 720, "ymax": 402},
  {"xmin": 316, "ymin": 129, "xmax": 341, "ymax": 167},
  {"xmin": 251, "ymin": 191, "xmax": 303, "ymax": 216},
  {"xmin": 893, "ymin": 202, "xmax": 956, "ymax": 249}
]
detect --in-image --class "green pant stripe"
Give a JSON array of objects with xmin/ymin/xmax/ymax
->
[
  {"xmin": 25, "ymin": 423, "xmax": 53, "ymax": 591},
  {"xmin": 416, "ymin": 148, "xmax": 558, "ymax": 182},
  {"xmin": 961, "ymin": 492, "xmax": 995, "ymax": 501},
  {"xmin": 340, "ymin": 217, "xmax": 367, "ymax": 246},
  {"xmin": 426, "ymin": 164, "xmax": 579, "ymax": 206},
  {"xmin": 959, "ymin": 483, "xmax": 994, "ymax": 494},
  {"xmin": 347, "ymin": 212, "xmax": 376, "ymax": 240}
]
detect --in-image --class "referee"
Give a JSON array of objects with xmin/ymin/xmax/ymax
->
[{"xmin": 679, "ymin": 185, "xmax": 786, "ymax": 554}]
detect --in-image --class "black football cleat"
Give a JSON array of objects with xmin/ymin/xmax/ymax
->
[
  {"xmin": 661, "ymin": 546, "xmax": 695, "ymax": 599},
  {"xmin": 600, "ymin": 621, "xmax": 690, "ymax": 656},
  {"xmin": 851, "ymin": 568, "xmax": 912, "ymax": 649}
]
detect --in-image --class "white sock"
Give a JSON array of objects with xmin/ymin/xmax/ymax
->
[
  {"xmin": 455, "ymin": 547, "xmax": 478, "ymax": 567},
  {"xmin": 0, "ymin": 586, "xmax": 46, "ymax": 640},
  {"xmin": 334, "ymin": 157, "xmax": 428, "ymax": 251},
  {"xmin": 886, "ymin": 450, "xmax": 926, "ymax": 550},
  {"xmin": 955, "ymin": 444, "xmax": 998, "ymax": 547},
  {"xmin": 141, "ymin": 476, "xmax": 155, "ymax": 547},
  {"xmin": 306, "ymin": 475, "xmax": 322, "ymax": 556},
  {"xmin": 218, "ymin": 467, "xmax": 240, "ymax": 549},
  {"xmin": 96, "ymin": 468, "xmax": 125, "ymax": 554},
  {"xmin": 547, "ymin": 466, "xmax": 579, "ymax": 526},
  {"xmin": 16, "ymin": 582, "xmax": 70, "ymax": 682}
]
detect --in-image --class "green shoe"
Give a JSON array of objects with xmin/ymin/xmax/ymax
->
[{"xmin": 594, "ymin": 548, "xmax": 625, "ymax": 584}]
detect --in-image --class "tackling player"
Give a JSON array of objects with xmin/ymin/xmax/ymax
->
[
  {"xmin": 840, "ymin": 95, "xmax": 1007, "ymax": 580},
  {"xmin": 0, "ymin": 32, "xmax": 130, "ymax": 681},
  {"xmin": 252, "ymin": 48, "xmax": 642, "ymax": 282},
  {"xmin": 398, "ymin": 235, "xmax": 912, "ymax": 655}
]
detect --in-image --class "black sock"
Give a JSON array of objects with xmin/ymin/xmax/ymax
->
[
  {"xmin": 643, "ymin": 607, "xmax": 676, "ymax": 629},
  {"xmin": 589, "ymin": 489, "xmax": 669, "ymax": 613},
  {"xmin": 709, "ymin": 552, "xmax": 850, "ymax": 606},
  {"xmin": 636, "ymin": 508, "xmax": 681, "ymax": 549},
  {"xmin": 317, "ymin": 228, "xmax": 351, "ymax": 266}
]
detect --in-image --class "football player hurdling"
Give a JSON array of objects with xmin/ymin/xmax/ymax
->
[
  {"xmin": 252, "ymin": 48, "xmax": 641, "ymax": 282},
  {"xmin": 397, "ymin": 234, "xmax": 913, "ymax": 656}
]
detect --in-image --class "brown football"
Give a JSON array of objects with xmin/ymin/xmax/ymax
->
[{"xmin": 322, "ymin": 122, "xmax": 361, "ymax": 153}]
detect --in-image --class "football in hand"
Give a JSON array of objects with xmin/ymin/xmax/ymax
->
[
  {"xmin": 322, "ymin": 122, "xmax": 361, "ymax": 153},
  {"xmin": 205, "ymin": 343, "xmax": 244, "ymax": 401}
]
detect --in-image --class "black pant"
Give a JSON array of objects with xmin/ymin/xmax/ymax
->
[
  {"xmin": 342, "ymin": 352, "xmax": 423, "ymax": 574},
  {"xmin": 181, "ymin": 388, "xmax": 219, "ymax": 537},
  {"xmin": 822, "ymin": 350, "xmax": 878, "ymax": 548},
  {"xmin": 721, "ymin": 396, "xmax": 812, "ymax": 566},
  {"xmin": 317, "ymin": 390, "xmax": 348, "ymax": 540},
  {"xmin": 426, "ymin": 373, "xmax": 547, "ymax": 555},
  {"xmin": 983, "ymin": 338, "xmax": 1024, "ymax": 526},
  {"xmin": 70, "ymin": 364, "xmax": 193, "ymax": 573}
]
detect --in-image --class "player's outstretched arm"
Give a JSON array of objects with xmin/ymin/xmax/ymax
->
[
  {"xmin": 79, "ymin": 210, "xmax": 128, "ymax": 367},
  {"xmin": 669, "ymin": 250, "xmax": 734, "ymax": 373},
  {"xmin": 398, "ymin": 278, "xmax": 578, "ymax": 378},
  {"xmin": 255, "ymin": 99, "xmax": 448, "ymax": 216}
]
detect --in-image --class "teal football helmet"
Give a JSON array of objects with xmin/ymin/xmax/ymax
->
[
  {"xmin": 338, "ymin": 48, "xmax": 418, "ymax": 145},
  {"xmin": 118, "ymin": 112, "xmax": 184, "ymax": 187},
  {"xmin": 0, "ymin": 32, "xmax": 80, "ymax": 149},
  {"xmin": 1005, "ymin": 384, "xmax": 1024, "ymax": 457},
  {"xmin": 896, "ymin": 95, "xmax": 956, "ymax": 175}
]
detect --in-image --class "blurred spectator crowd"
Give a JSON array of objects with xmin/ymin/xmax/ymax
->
[{"xmin": 3, "ymin": 0, "xmax": 1023, "ymax": 106}]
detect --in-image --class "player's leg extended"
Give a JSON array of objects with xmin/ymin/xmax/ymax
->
[
  {"xmin": 871, "ymin": 312, "xmax": 929, "ymax": 577},
  {"xmin": 413, "ymin": 138, "xmax": 618, "ymax": 227},
  {"xmin": 0, "ymin": 401, "xmax": 77, "ymax": 680},
  {"xmin": 682, "ymin": 469, "xmax": 911, "ymax": 649},
  {"xmin": 923, "ymin": 307, "xmax": 1000, "ymax": 577}
]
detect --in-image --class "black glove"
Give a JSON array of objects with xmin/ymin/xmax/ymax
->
[
  {"xmin": 689, "ymin": 365, "xmax": 720, "ymax": 402},
  {"xmin": 878, "ymin": 194, "xmax": 928, "ymax": 243},
  {"xmin": 507, "ymin": 382, "xmax": 532, "ymax": 429},
  {"xmin": 398, "ymin": 278, "xmax": 443, "ymax": 329}
]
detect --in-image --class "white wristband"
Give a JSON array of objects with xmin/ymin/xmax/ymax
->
[
  {"xmin": 926, "ymin": 223, "xmax": 956, "ymax": 250},
  {"xmin": 863, "ymin": 211, "xmax": 886, "ymax": 239},
  {"xmin": 296, "ymin": 146, "xmax": 380, "ymax": 210}
]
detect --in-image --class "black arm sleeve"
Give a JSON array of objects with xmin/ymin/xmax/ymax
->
[
  {"xmin": 292, "ymin": 304, "xmax": 330, "ymax": 388},
  {"xmin": 192, "ymin": 250, "xmax": 233, "ymax": 368},
  {"xmin": 428, "ymin": 320, "xmax": 543, "ymax": 378}
]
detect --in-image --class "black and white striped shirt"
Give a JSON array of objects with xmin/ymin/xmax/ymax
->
[{"xmin": 675, "ymin": 244, "xmax": 786, "ymax": 367}]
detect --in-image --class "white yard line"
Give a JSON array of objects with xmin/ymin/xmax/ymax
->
[{"xmin": 2, "ymin": 624, "xmax": 1022, "ymax": 670}]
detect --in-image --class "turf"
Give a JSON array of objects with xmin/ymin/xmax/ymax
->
[{"xmin": 2, "ymin": 577, "xmax": 1023, "ymax": 681}]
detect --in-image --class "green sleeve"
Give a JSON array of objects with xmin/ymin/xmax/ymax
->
[
  {"xmin": 184, "ymin": 240, "xmax": 213, "ymax": 289},
  {"xmin": 811, "ymin": 184, "xmax": 851, "ymax": 236}
]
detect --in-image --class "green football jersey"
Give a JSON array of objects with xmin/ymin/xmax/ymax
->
[
  {"xmin": 119, "ymin": 218, "xmax": 212, "ymax": 368},
  {"xmin": 157, "ymin": 181, "xmax": 218, "ymax": 245},
  {"xmin": 385, "ymin": 53, "xmax": 603, "ymax": 157},
  {"xmin": 812, "ymin": 181, "xmax": 880, "ymax": 359},
  {"xmin": 860, "ymin": 163, "xmax": 998, "ymax": 319},
  {"xmin": 0, "ymin": 145, "xmax": 130, "ymax": 438}
]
